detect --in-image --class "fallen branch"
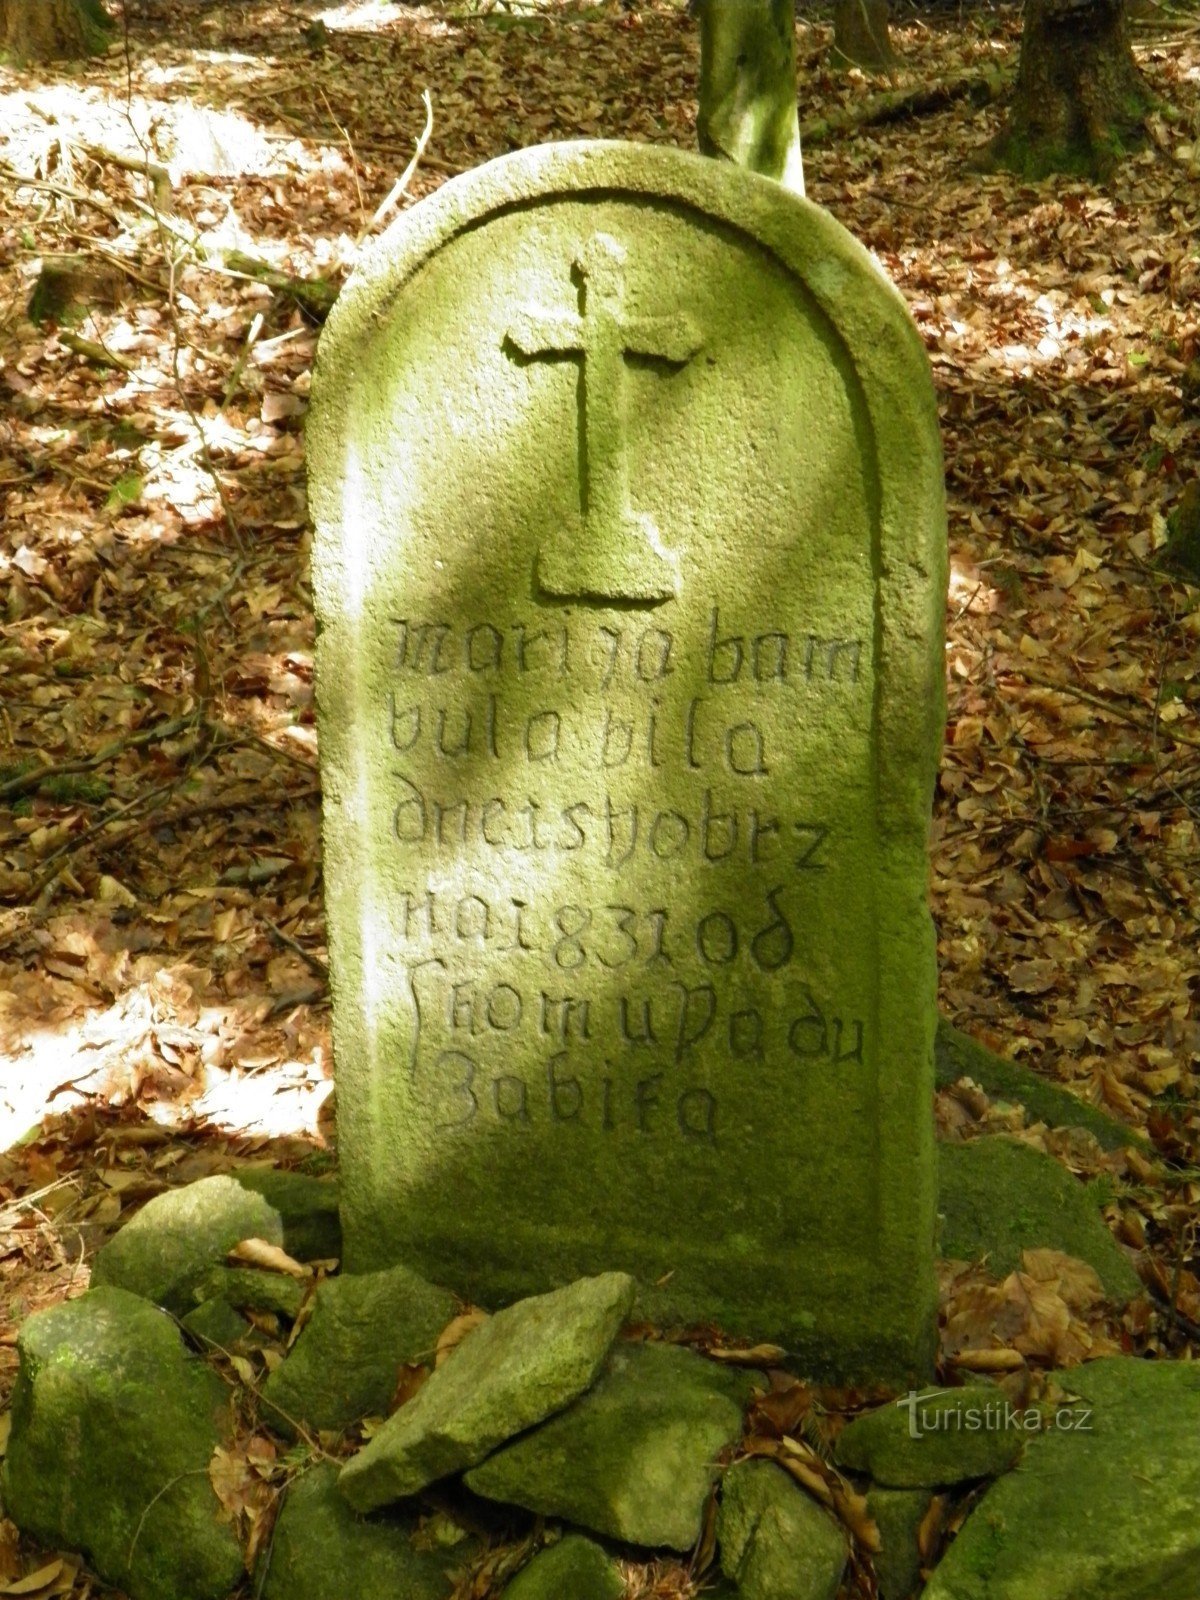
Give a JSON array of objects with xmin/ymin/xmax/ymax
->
[
  {"xmin": 222, "ymin": 251, "xmax": 338, "ymax": 320},
  {"xmin": 0, "ymin": 715, "xmax": 197, "ymax": 803},
  {"xmin": 357, "ymin": 88, "xmax": 433, "ymax": 247},
  {"xmin": 801, "ymin": 69, "xmax": 1008, "ymax": 145},
  {"xmin": 57, "ymin": 331, "xmax": 136, "ymax": 371}
]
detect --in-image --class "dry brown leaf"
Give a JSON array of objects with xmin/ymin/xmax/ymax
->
[
  {"xmin": 436, "ymin": 1309, "xmax": 489, "ymax": 1367},
  {"xmin": 227, "ymin": 1238, "xmax": 311, "ymax": 1278}
]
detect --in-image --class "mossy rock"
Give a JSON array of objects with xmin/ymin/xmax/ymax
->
[
  {"xmin": 922, "ymin": 1357, "xmax": 1200, "ymax": 1599},
  {"xmin": 231, "ymin": 1166, "xmax": 341, "ymax": 1261},
  {"xmin": 938, "ymin": 1137, "xmax": 1140, "ymax": 1301},
  {"xmin": 2, "ymin": 1287, "xmax": 243, "ymax": 1600},
  {"xmin": 90, "ymin": 1174, "xmax": 284, "ymax": 1313},
  {"xmin": 718, "ymin": 1459, "xmax": 847, "ymax": 1600},
  {"xmin": 259, "ymin": 1463, "xmax": 471, "ymax": 1600},
  {"xmin": 501, "ymin": 1535, "xmax": 623, "ymax": 1600},
  {"xmin": 934, "ymin": 1019, "xmax": 1138, "ymax": 1151},
  {"xmin": 465, "ymin": 1340, "xmax": 755, "ymax": 1551},
  {"xmin": 835, "ymin": 1385, "xmax": 1023, "ymax": 1488},
  {"xmin": 261, "ymin": 1263, "xmax": 455, "ymax": 1439},
  {"xmin": 867, "ymin": 1487, "xmax": 930, "ymax": 1599}
]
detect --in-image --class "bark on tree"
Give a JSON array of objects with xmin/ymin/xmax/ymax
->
[
  {"xmin": 1, "ymin": 0, "xmax": 111, "ymax": 62},
  {"xmin": 987, "ymin": 0, "xmax": 1153, "ymax": 178},
  {"xmin": 831, "ymin": 0, "xmax": 897, "ymax": 74},
  {"xmin": 695, "ymin": 0, "xmax": 805, "ymax": 197}
]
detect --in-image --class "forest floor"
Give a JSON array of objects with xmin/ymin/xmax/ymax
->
[{"xmin": 0, "ymin": 1, "xmax": 1198, "ymax": 1596}]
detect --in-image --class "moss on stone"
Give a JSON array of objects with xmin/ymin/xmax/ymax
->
[
  {"xmin": 835, "ymin": 1385, "xmax": 1022, "ymax": 1488},
  {"xmin": 259, "ymin": 1463, "xmax": 469, "ymax": 1600},
  {"xmin": 261, "ymin": 1263, "xmax": 455, "ymax": 1439},
  {"xmin": 718, "ymin": 1459, "xmax": 847, "ymax": 1600},
  {"xmin": 2, "ymin": 1287, "xmax": 243, "ymax": 1600},
  {"xmin": 465, "ymin": 1340, "xmax": 754, "ymax": 1550},
  {"xmin": 501, "ymin": 1535, "xmax": 623, "ymax": 1600},
  {"xmin": 938, "ymin": 1137, "xmax": 1140, "ymax": 1301},
  {"xmin": 90, "ymin": 1174, "xmax": 284, "ymax": 1314}
]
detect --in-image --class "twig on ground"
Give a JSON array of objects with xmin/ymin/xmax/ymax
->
[{"xmin": 357, "ymin": 88, "xmax": 434, "ymax": 248}]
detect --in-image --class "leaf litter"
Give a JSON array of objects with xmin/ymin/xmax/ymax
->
[{"xmin": 0, "ymin": 1, "xmax": 1198, "ymax": 1595}]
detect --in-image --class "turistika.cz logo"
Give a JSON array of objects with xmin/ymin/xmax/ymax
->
[{"xmin": 896, "ymin": 1389, "xmax": 1093, "ymax": 1440}]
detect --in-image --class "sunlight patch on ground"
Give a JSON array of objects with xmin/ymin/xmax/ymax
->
[{"xmin": 0, "ymin": 1002, "xmax": 330, "ymax": 1154}]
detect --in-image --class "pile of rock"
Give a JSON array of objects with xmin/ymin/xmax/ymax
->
[{"xmin": 3, "ymin": 1171, "xmax": 1198, "ymax": 1600}]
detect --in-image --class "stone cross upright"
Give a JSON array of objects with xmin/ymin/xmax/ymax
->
[{"xmin": 507, "ymin": 232, "xmax": 701, "ymax": 601}]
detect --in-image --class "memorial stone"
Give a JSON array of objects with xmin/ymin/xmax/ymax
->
[{"xmin": 309, "ymin": 141, "xmax": 947, "ymax": 1379}]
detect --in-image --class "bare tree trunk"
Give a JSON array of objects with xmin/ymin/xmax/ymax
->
[
  {"xmin": 832, "ymin": 0, "xmax": 897, "ymax": 73},
  {"xmin": 987, "ymin": 0, "xmax": 1152, "ymax": 177},
  {"xmin": 695, "ymin": 0, "xmax": 805, "ymax": 198},
  {"xmin": 1, "ymin": 0, "xmax": 111, "ymax": 62}
]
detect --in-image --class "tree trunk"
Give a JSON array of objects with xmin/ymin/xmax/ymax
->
[
  {"xmin": 695, "ymin": 0, "xmax": 805, "ymax": 198},
  {"xmin": 832, "ymin": 0, "xmax": 897, "ymax": 74},
  {"xmin": 987, "ymin": 0, "xmax": 1153, "ymax": 178},
  {"xmin": 1, "ymin": 0, "xmax": 112, "ymax": 63}
]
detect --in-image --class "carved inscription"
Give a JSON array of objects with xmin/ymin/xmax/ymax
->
[{"xmin": 388, "ymin": 602, "xmax": 869, "ymax": 1145}]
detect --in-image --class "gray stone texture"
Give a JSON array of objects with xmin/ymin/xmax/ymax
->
[
  {"xmin": 262, "ymin": 1263, "xmax": 456, "ymax": 1438},
  {"xmin": 259, "ymin": 1463, "xmax": 467, "ymax": 1600},
  {"xmin": 835, "ymin": 1385, "xmax": 1024, "ymax": 1487},
  {"xmin": 464, "ymin": 1340, "xmax": 753, "ymax": 1550},
  {"xmin": 90, "ymin": 1174, "xmax": 284, "ymax": 1313},
  {"xmin": 922, "ymin": 1357, "xmax": 1200, "ymax": 1600},
  {"xmin": 192, "ymin": 1264, "xmax": 306, "ymax": 1319},
  {"xmin": 2, "ymin": 1287, "xmax": 243, "ymax": 1600},
  {"xmin": 718, "ymin": 1459, "xmax": 847, "ymax": 1600},
  {"xmin": 938, "ymin": 1137, "xmax": 1141, "ymax": 1300},
  {"xmin": 501, "ymin": 1536, "xmax": 624, "ymax": 1600},
  {"xmin": 339, "ymin": 1271, "xmax": 634, "ymax": 1510},
  {"xmin": 309, "ymin": 140, "xmax": 947, "ymax": 1382}
]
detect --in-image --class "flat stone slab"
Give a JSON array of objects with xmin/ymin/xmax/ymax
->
[
  {"xmin": 90, "ymin": 1174, "xmax": 284, "ymax": 1313},
  {"xmin": 310, "ymin": 138, "xmax": 947, "ymax": 1382},
  {"xmin": 835, "ymin": 1385, "xmax": 1023, "ymax": 1488},
  {"xmin": 464, "ymin": 1340, "xmax": 753, "ymax": 1550},
  {"xmin": 340, "ymin": 1271, "xmax": 634, "ymax": 1510},
  {"xmin": 501, "ymin": 1536, "xmax": 623, "ymax": 1600},
  {"xmin": 2, "ymin": 1286, "xmax": 243, "ymax": 1600},
  {"xmin": 922, "ymin": 1357, "xmax": 1200, "ymax": 1600},
  {"xmin": 260, "ymin": 1463, "xmax": 469, "ymax": 1600},
  {"xmin": 718, "ymin": 1459, "xmax": 847, "ymax": 1600},
  {"xmin": 262, "ymin": 1263, "xmax": 456, "ymax": 1438},
  {"xmin": 938, "ymin": 1137, "xmax": 1141, "ymax": 1301}
]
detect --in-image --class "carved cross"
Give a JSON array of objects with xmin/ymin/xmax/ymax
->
[{"xmin": 507, "ymin": 232, "xmax": 701, "ymax": 601}]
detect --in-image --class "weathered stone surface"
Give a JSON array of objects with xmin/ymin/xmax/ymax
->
[
  {"xmin": 867, "ymin": 1487, "xmax": 930, "ymax": 1600},
  {"xmin": 340, "ymin": 1271, "xmax": 634, "ymax": 1510},
  {"xmin": 464, "ymin": 1340, "xmax": 753, "ymax": 1549},
  {"xmin": 90, "ymin": 1174, "xmax": 284, "ymax": 1313},
  {"xmin": 718, "ymin": 1459, "xmax": 847, "ymax": 1600},
  {"xmin": 501, "ymin": 1535, "xmax": 623, "ymax": 1600},
  {"xmin": 310, "ymin": 140, "xmax": 946, "ymax": 1381},
  {"xmin": 232, "ymin": 1166, "xmax": 342, "ymax": 1261},
  {"xmin": 262, "ymin": 1263, "xmax": 456, "ymax": 1438},
  {"xmin": 835, "ymin": 1385, "xmax": 1023, "ymax": 1487},
  {"xmin": 192, "ymin": 1265, "xmax": 307, "ymax": 1319},
  {"xmin": 922, "ymin": 1357, "xmax": 1200, "ymax": 1600},
  {"xmin": 934, "ymin": 1020, "xmax": 1138, "ymax": 1152},
  {"xmin": 180, "ymin": 1295, "xmax": 253, "ymax": 1351},
  {"xmin": 260, "ymin": 1463, "xmax": 467, "ymax": 1600},
  {"xmin": 2, "ymin": 1287, "xmax": 243, "ymax": 1600},
  {"xmin": 938, "ymin": 1138, "xmax": 1140, "ymax": 1300}
]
